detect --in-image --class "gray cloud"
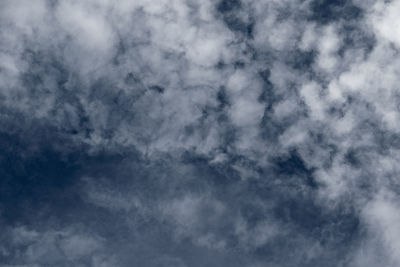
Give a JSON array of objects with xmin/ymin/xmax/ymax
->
[{"xmin": 1, "ymin": 0, "xmax": 400, "ymax": 266}]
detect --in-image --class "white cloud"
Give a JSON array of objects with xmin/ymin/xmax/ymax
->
[
  {"xmin": 316, "ymin": 25, "xmax": 341, "ymax": 72},
  {"xmin": 7, "ymin": 226, "xmax": 105, "ymax": 266},
  {"xmin": 4, "ymin": 0, "xmax": 400, "ymax": 265},
  {"xmin": 355, "ymin": 192, "xmax": 400, "ymax": 266},
  {"xmin": 370, "ymin": 0, "xmax": 400, "ymax": 46}
]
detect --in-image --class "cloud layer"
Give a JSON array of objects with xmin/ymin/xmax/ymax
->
[{"xmin": 1, "ymin": 0, "xmax": 400, "ymax": 266}]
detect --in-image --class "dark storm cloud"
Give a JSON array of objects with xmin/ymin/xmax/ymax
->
[{"xmin": 1, "ymin": 0, "xmax": 400, "ymax": 266}]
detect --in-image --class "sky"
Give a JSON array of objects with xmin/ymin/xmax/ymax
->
[{"xmin": 1, "ymin": 0, "xmax": 400, "ymax": 266}]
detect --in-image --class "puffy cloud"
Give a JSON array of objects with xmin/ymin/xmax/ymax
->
[{"xmin": 2, "ymin": 0, "xmax": 400, "ymax": 266}]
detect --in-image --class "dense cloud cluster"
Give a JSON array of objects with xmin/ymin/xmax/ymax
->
[{"xmin": 1, "ymin": 0, "xmax": 400, "ymax": 266}]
